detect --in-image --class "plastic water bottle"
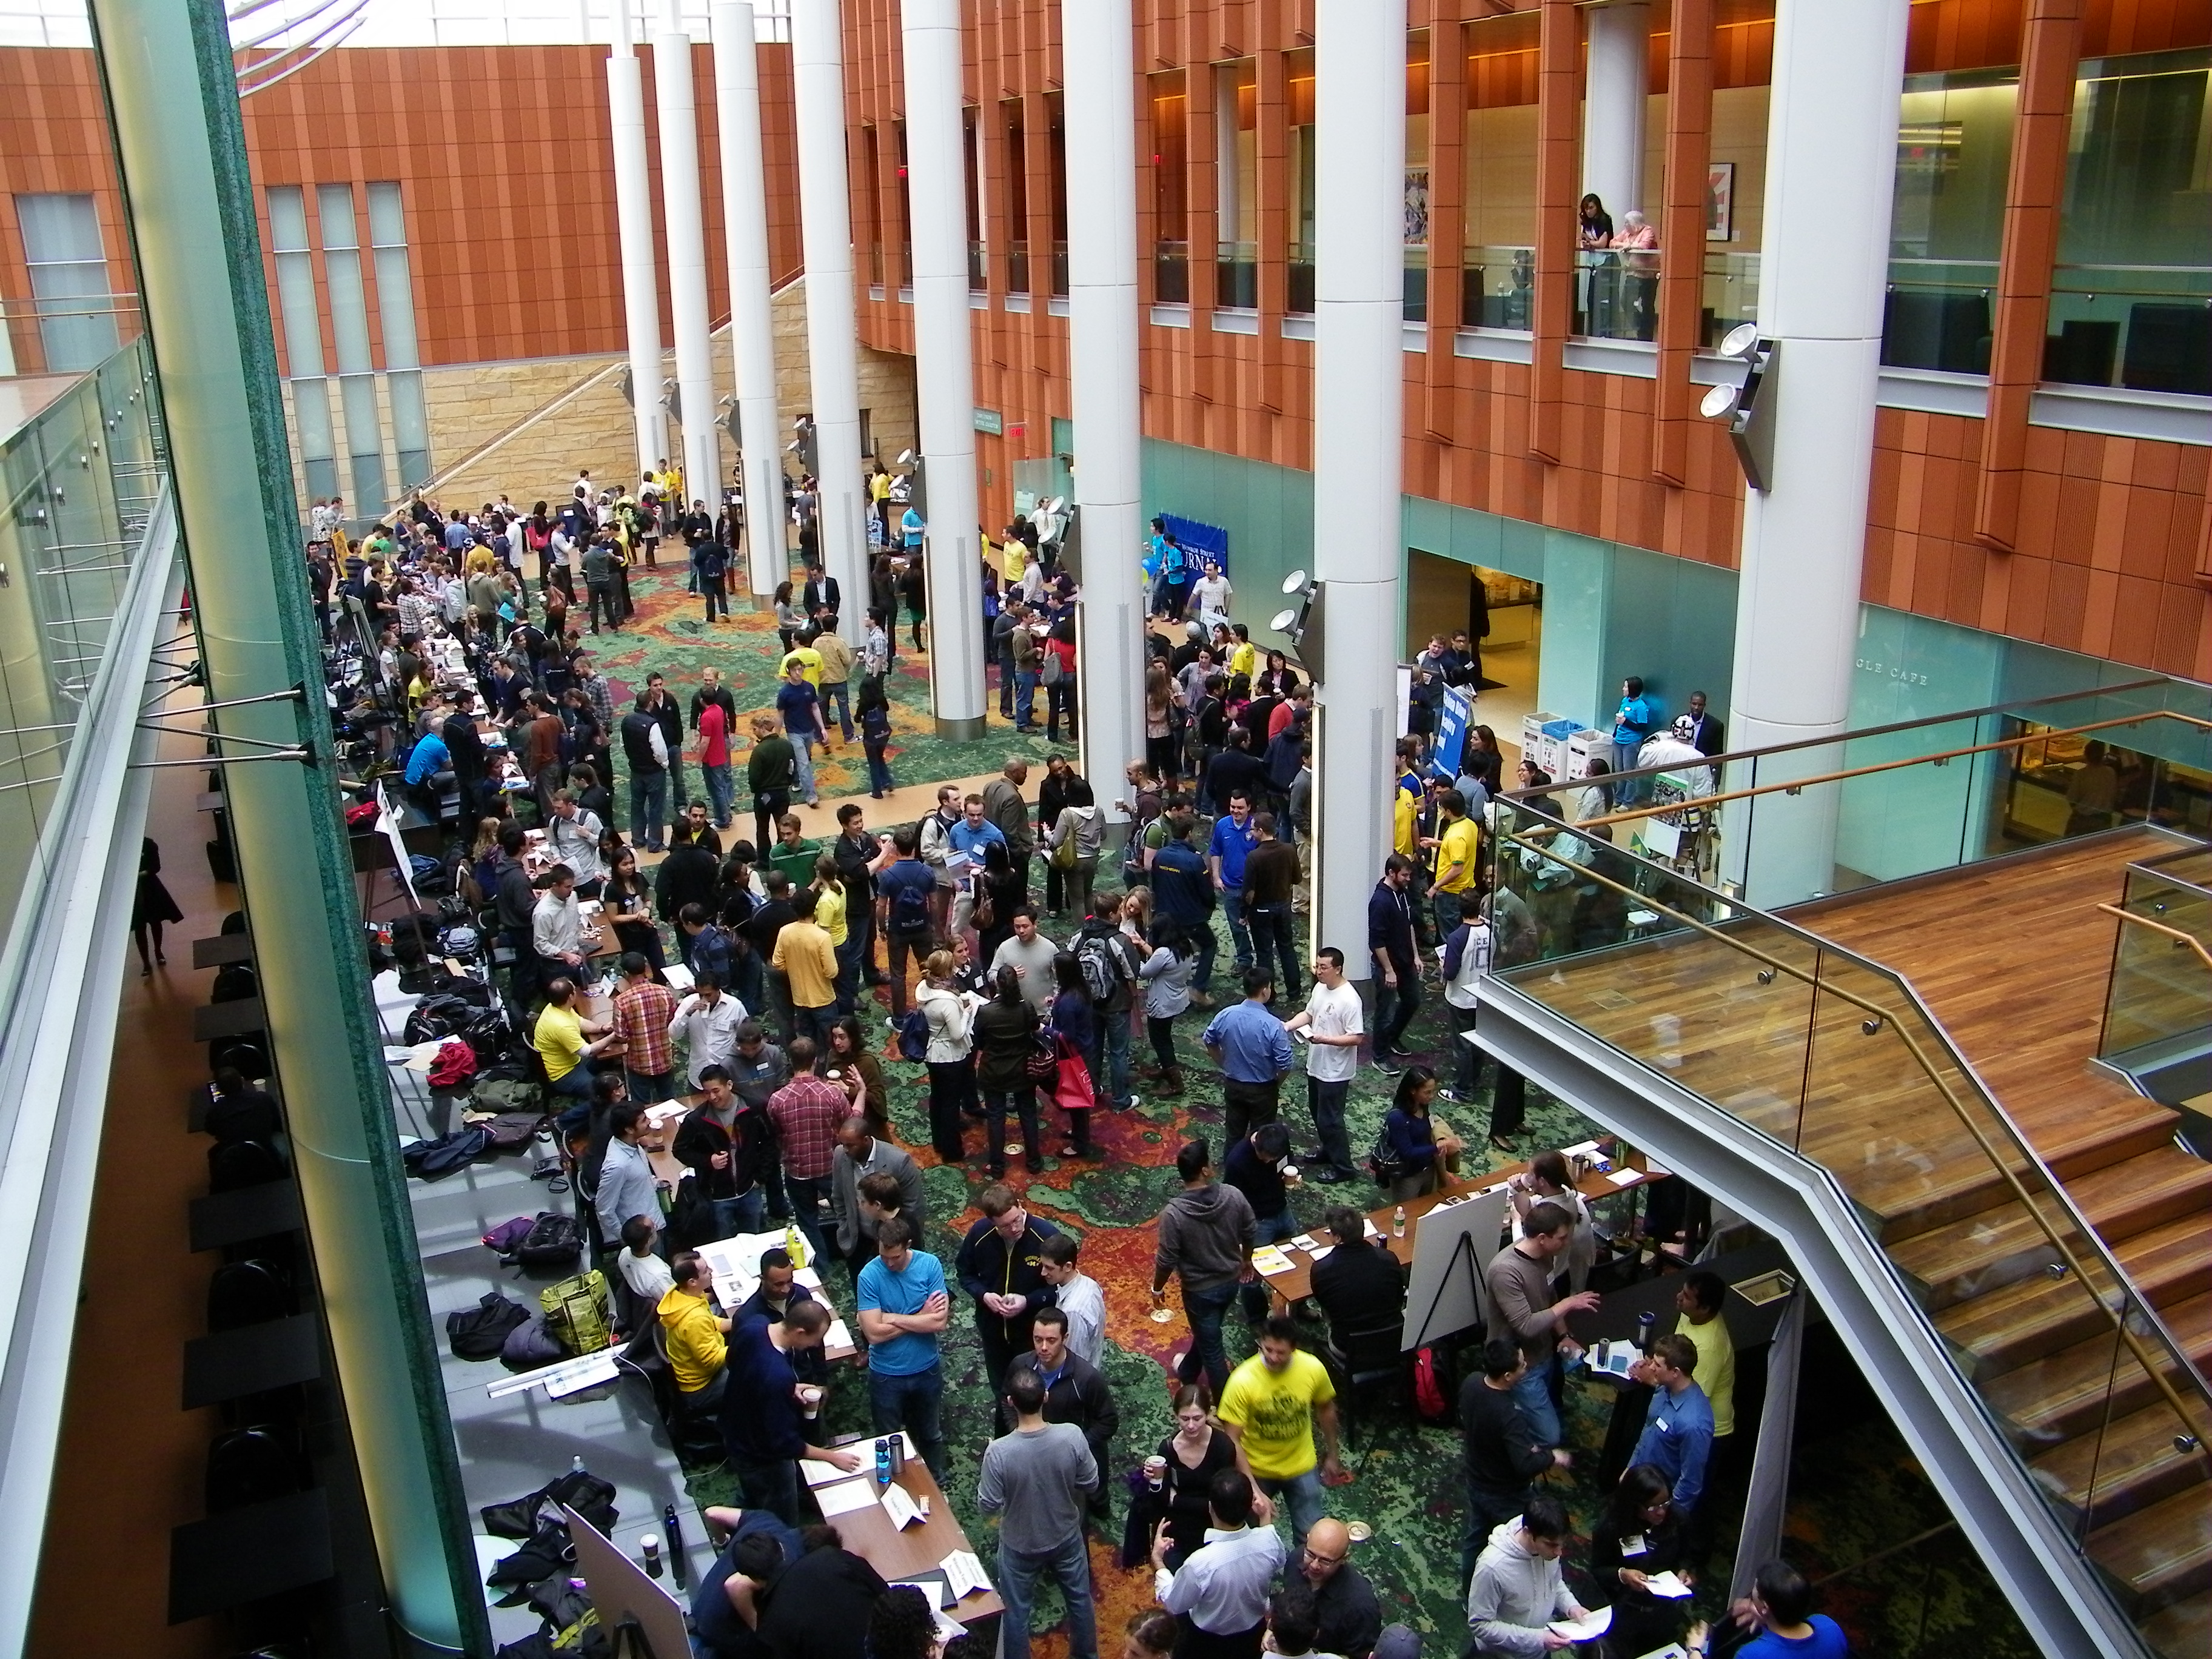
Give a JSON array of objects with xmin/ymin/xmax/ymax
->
[
  {"xmin": 571, "ymin": 1455, "xmax": 586, "ymax": 1474},
  {"xmin": 875, "ymin": 1436, "xmax": 892, "ymax": 1489},
  {"xmin": 1636, "ymin": 1310, "xmax": 1657, "ymax": 1353},
  {"xmin": 1392, "ymin": 1205, "xmax": 1407, "ymax": 1239}
]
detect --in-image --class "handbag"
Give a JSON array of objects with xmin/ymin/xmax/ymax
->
[
  {"xmin": 1051, "ymin": 1036, "xmax": 1096, "ymax": 1115},
  {"xmin": 1025, "ymin": 1034, "xmax": 1061, "ymax": 1085}
]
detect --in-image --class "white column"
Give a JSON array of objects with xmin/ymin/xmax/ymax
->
[
  {"xmin": 656, "ymin": 1, "xmax": 720, "ymax": 503},
  {"xmin": 790, "ymin": 0, "xmax": 871, "ymax": 611},
  {"xmin": 1312, "ymin": 0, "xmax": 1406, "ymax": 984},
  {"xmin": 1064, "ymin": 0, "xmax": 1146, "ymax": 812},
  {"xmin": 900, "ymin": 0, "xmax": 987, "ymax": 736},
  {"xmin": 1724, "ymin": 0, "xmax": 1910, "ymax": 904},
  {"xmin": 714, "ymin": 0, "xmax": 788, "ymax": 600},
  {"xmin": 608, "ymin": 11, "xmax": 666, "ymax": 475},
  {"xmin": 1582, "ymin": 2, "xmax": 1651, "ymax": 219}
]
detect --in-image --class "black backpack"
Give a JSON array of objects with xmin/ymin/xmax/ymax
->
[
  {"xmin": 404, "ymin": 1126, "xmax": 491, "ymax": 1180},
  {"xmin": 403, "ymin": 993, "xmax": 479, "ymax": 1047},
  {"xmin": 447, "ymin": 1290, "xmax": 532, "ymax": 1359},
  {"xmin": 514, "ymin": 1212, "xmax": 585, "ymax": 1272}
]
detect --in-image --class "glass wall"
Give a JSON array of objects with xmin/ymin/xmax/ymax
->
[
  {"xmin": 1286, "ymin": 51, "xmax": 1315, "ymax": 314},
  {"xmin": 366, "ymin": 183, "xmax": 432, "ymax": 491},
  {"xmin": 1151, "ymin": 71, "xmax": 1189, "ymax": 303},
  {"xmin": 1882, "ymin": 70, "xmax": 2015, "ymax": 373},
  {"xmin": 1215, "ymin": 61, "xmax": 1258, "ymax": 309},
  {"xmin": 12, "ymin": 193, "xmax": 125, "ymax": 373}
]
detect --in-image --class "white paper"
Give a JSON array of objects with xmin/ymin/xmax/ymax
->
[
  {"xmin": 1642, "ymin": 1572, "xmax": 1694, "ymax": 1600},
  {"xmin": 1606, "ymin": 1167, "xmax": 1643, "ymax": 1187},
  {"xmin": 662, "ymin": 962, "xmax": 695, "ymax": 992},
  {"xmin": 940, "ymin": 1550, "xmax": 991, "ymax": 1600},
  {"xmin": 1302, "ymin": 1243, "xmax": 1333, "ymax": 1263},
  {"xmin": 894, "ymin": 1578, "xmax": 951, "ymax": 1609},
  {"xmin": 825, "ymin": 1318, "xmax": 855, "ymax": 1352},
  {"xmin": 813, "ymin": 1478, "xmax": 879, "ymax": 1518},
  {"xmin": 1548, "ymin": 1608, "xmax": 1611, "ymax": 1641},
  {"xmin": 880, "ymin": 1481, "xmax": 924, "ymax": 1529},
  {"xmin": 931, "ymin": 1609, "xmax": 967, "ymax": 1644}
]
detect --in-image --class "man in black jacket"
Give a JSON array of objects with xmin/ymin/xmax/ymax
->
[
  {"xmin": 800, "ymin": 560, "xmax": 840, "ymax": 623},
  {"xmin": 1007, "ymin": 1306, "xmax": 1119, "ymax": 1520},
  {"xmin": 745, "ymin": 873, "xmax": 800, "ymax": 1042},
  {"xmin": 954, "ymin": 1184, "xmax": 1061, "ymax": 1400},
  {"xmin": 657, "ymin": 833, "xmax": 723, "ymax": 937},
  {"xmin": 440, "ymin": 688, "xmax": 489, "ymax": 819},
  {"xmin": 618, "ymin": 694, "xmax": 669, "ymax": 852},
  {"xmin": 672, "ymin": 1065, "xmax": 770, "ymax": 1240},
  {"xmin": 646, "ymin": 672, "xmax": 689, "ymax": 817},
  {"xmin": 1458, "ymin": 1334, "xmax": 1569, "ymax": 1589},
  {"xmin": 491, "ymin": 821, "xmax": 541, "ymax": 1010},
  {"xmin": 1310, "ymin": 1204, "xmax": 1406, "ymax": 1348}
]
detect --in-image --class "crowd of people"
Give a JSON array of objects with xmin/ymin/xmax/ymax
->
[{"xmin": 321, "ymin": 465, "xmax": 1834, "ymax": 1659}]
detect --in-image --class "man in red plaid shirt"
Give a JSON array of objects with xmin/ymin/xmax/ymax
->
[
  {"xmin": 612, "ymin": 953, "xmax": 680, "ymax": 1102},
  {"xmin": 767, "ymin": 1036, "xmax": 849, "ymax": 1259}
]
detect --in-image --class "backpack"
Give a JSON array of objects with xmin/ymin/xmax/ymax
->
[
  {"xmin": 404, "ymin": 1126, "xmax": 491, "ymax": 1181},
  {"xmin": 478, "ymin": 1111, "xmax": 548, "ymax": 1153},
  {"xmin": 472, "ymin": 1075, "xmax": 545, "ymax": 1116},
  {"xmin": 1412, "ymin": 1345, "xmax": 1452, "ymax": 1424},
  {"xmin": 447, "ymin": 1290, "xmax": 532, "ymax": 1359},
  {"xmin": 887, "ymin": 874, "xmax": 932, "ymax": 940},
  {"xmin": 501, "ymin": 1313, "xmax": 567, "ymax": 1371},
  {"xmin": 540, "ymin": 1270, "xmax": 612, "ymax": 1355},
  {"xmin": 404, "ymin": 993, "xmax": 479, "ymax": 1046},
  {"xmin": 1074, "ymin": 932, "xmax": 1124, "ymax": 1004},
  {"xmin": 896, "ymin": 1005, "xmax": 931, "ymax": 1063},
  {"xmin": 515, "ymin": 1212, "xmax": 586, "ymax": 1273},
  {"xmin": 482, "ymin": 1215, "xmax": 539, "ymax": 1258}
]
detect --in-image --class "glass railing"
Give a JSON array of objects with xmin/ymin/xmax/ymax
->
[
  {"xmin": 1404, "ymin": 247, "xmax": 1428, "ymax": 324},
  {"xmin": 967, "ymin": 239, "xmax": 985, "ymax": 292},
  {"xmin": 1287, "ymin": 242, "xmax": 1314, "ymax": 316},
  {"xmin": 1153, "ymin": 239, "xmax": 1190, "ymax": 304},
  {"xmin": 1460, "ymin": 243, "xmax": 1534, "ymax": 331},
  {"xmin": 1050, "ymin": 240, "xmax": 1068, "ymax": 300},
  {"xmin": 1486, "ymin": 802, "xmax": 2212, "ymax": 1659},
  {"xmin": 2099, "ymin": 848, "xmax": 2212, "ymax": 1076},
  {"xmin": 0, "ymin": 334, "xmax": 169, "ymax": 970},
  {"xmin": 866, "ymin": 242, "xmax": 884, "ymax": 290},
  {"xmin": 2046, "ymin": 264, "xmax": 2212, "ymax": 396},
  {"xmin": 1216, "ymin": 240, "xmax": 1257, "ymax": 309},
  {"xmin": 1574, "ymin": 247, "xmax": 1660, "ymax": 341},
  {"xmin": 1701, "ymin": 250, "xmax": 1759, "ymax": 347},
  {"xmin": 1548, "ymin": 677, "xmax": 2212, "ymax": 911},
  {"xmin": 2, "ymin": 291, "xmax": 144, "ymax": 380},
  {"xmin": 1007, "ymin": 240, "xmax": 1029, "ymax": 297},
  {"xmin": 1882, "ymin": 258, "xmax": 1998, "ymax": 373}
]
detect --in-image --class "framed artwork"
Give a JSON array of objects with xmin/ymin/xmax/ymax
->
[
  {"xmin": 1706, "ymin": 161, "xmax": 1735, "ymax": 242},
  {"xmin": 1404, "ymin": 167, "xmax": 1430, "ymax": 246}
]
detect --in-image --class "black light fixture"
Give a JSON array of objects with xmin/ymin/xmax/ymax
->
[{"xmin": 1703, "ymin": 322, "xmax": 1779, "ymax": 492}]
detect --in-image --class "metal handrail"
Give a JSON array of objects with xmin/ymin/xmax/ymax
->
[
  {"xmin": 1496, "ymin": 821, "xmax": 2212, "ymax": 1464},
  {"xmin": 1495, "ymin": 672, "xmax": 2174, "ymax": 803},
  {"xmin": 1571, "ymin": 706, "xmax": 2212, "ymax": 833},
  {"xmin": 2099, "ymin": 903, "xmax": 2212, "ymax": 976}
]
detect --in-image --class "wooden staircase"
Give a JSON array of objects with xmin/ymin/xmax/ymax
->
[{"xmin": 1514, "ymin": 830, "xmax": 2212, "ymax": 1653}]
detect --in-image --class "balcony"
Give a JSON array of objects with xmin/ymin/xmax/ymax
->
[
  {"xmin": 1153, "ymin": 239, "xmax": 1190, "ymax": 305},
  {"xmin": 2046, "ymin": 264, "xmax": 2212, "ymax": 397},
  {"xmin": 1460, "ymin": 244, "xmax": 1533, "ymax": 332},
  {"xmin": 1573, "ymin": 248, "xmax": 1660, "ymax": 342},
  {"xmin": 1216, "ymin": 240, "xmax": 1257, "ymax": 310}
]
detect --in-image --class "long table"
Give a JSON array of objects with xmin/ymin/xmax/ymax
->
[
  {"xmin": 801, "ymin": 1432, "xmax": 1004, "ymax": 1627},
  {"xmin": 1260, "ymin": 1150, "xmax": 1652, "ymax": 1308}
]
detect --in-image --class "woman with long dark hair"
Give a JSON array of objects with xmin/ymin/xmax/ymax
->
[
  {"xmin": 602, "ymin": 843, "xmax": 665, "ymax": 976},
  {"xmin": 1047, "ymin": 951, "xmax": 1097, "ymax": 1159},
  {"xmin": 1382, "ymin": 1065, "xmax": 1463, "ymax": 1201},
  {"xmin": 1588, "ymin": 1465, "xmax": 1694, "ymax": 1658},
  {"xmin": 973, "ymin": 964, "xmax": 1045, "ymax": 1178}
]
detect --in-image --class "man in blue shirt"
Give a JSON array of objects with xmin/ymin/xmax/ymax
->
[
  {"xmin": 874, "ymin": 826, "xmax": 939, "ymax": 1018},
  {"xmin": 1208, "ymin": 788, "xmax": 1261, "ymax": 977},
  {"xmin": 403, "ymin": 725, "xmax": 453, "ymax": 813},
  {"xmin": 900, "ymin": 503, "xmax": 924, "ymax": 554},
  {"xmin": 1202, "ymin": 967, "xmax": 1295, "ymax": 1145},
  {"xmin": 854, "ymin": 1215, "xmax": 951, "ymax": 1478},
  {"xmin": 718, "ymin": 1301, "xmax": 857, "ymax": 1525},
  {"xmin": 1612, "ymin": 674, "xmax": 1654, "ymax": 801},
  {"xmin": 1629, "ymin": 1332, "xmax": 1714, "ymax": 1517},
  {"xmin": 773, "ymin": 662, "xmax": 825, "ymax": 809},
  {"xmin": 1150, "ymin": 813, "xmax": 1219, "ymax": 1002}
]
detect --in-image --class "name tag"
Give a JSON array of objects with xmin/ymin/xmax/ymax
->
[{"xmin": 1621, "ymin": 1535, "xmax": 1647, "ymax": 1558}]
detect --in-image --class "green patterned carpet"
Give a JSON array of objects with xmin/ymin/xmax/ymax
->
[{"xmin": 591, "ymin": 566, "xmax": 2033, "ymax": 1659}]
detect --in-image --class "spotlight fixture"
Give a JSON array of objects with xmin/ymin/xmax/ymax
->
[
  {"xmin": 1703, "ymin": 323, "xmax": 1779, "ymax": 492},
  {"xmin": 1269, "ymin": 568, "xmax": 1325, "ymax": 671}
]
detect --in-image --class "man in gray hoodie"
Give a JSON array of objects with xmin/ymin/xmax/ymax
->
[
  {"xmin": 1465, "ymin": 1496, "xmax": 1589, "ymax": 1657},
  {"xmin": 1149, "ymin": 1138, "xmax": 1258, "ymax": 1398}
]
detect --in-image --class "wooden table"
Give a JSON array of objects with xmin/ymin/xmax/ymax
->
[
  {"xmin": 802, "ymin": 1432, "xmax": 1004, "ymax": 1625},
  {"xmin": 193, "ymin": 997, "xmax": 268, "ymax": 1042},
  {"xmin": 190, "ymin": 932, "xmax": 255, "ymax": 968},
  {"xmin": 1261, "ymin": 1155, "xmax": 1651, "ymax": 1307}
]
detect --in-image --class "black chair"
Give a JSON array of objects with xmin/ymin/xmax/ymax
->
[
  {"xmin": 205, "ymin": 1425, "xmax": 306, "ymax": 1512},
  {"xmin": 208, "ymin": 1036, "xmax": 270, "ymax": 1080},
  {"xmin": 1323, "ymin": 1312, "xmax": 1410, "ymax": 1454},
  {"xmin": 2121, "ymin": 302, "xmax": 2212, "ymax": 396},
  {"xmin": 2043, "ymin": 318, "xmax": 2120, "ymax": 386},
  {"xmin": 207, "ymin": 1259, "xmax": 293, "ymax": 1331},
  {"xmin": 631, "ymin": 1319, "xmax": 724, "ymax": 1466},
  {"xmin": 208, "ymin": 1138, "xmax": 289, "ymax": 1193}
]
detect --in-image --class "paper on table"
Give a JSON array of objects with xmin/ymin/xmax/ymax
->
[
  {"xmin": 1606, "ymin": 1167, "xmax": 1643, "ymax": 1187},
  {"xmin": 940, "ymin": 1550, "xmax": 991, "ymax": 1600},
  {"xmin": 1250, "ymin": 1245, "xmax": 1296, "ymax": 1277},
  {"xmin": 825, "ymin": 1317, "xmax": 855, "ymax": 1351},
  {"xmin": 1302, "ymin": 1243, "xmax": 1333, "ymax": 1262},
  {"xmin": 1642, "ymin": 1571, "xmax": 1694, "ymax": 1600},
  {"xmin": 1289, "ymin": 1234, "xmax": 1319, "ymax": 1253},
  {"xmin": 931, "ymin": 1610, "xmax": 967, "ymax": 1644},
  {"xmin": 804, "ymin": 1435, "xmax": 905, "ymax": 1484},
  {"xmin": 1547, "ymin": 1608, "xmax": 1611, "ymax": 1641},
  {"xmin": 893, "ymin": 1578, "xmax": 951, "ymax": 1609},
  {"xmin": 880, "ymin": 1480, "xmax": 925, "ymax": 1529},
  {"xmin": 813, "ymin": 1478, "xmax": 879, "ymax": 1518}
]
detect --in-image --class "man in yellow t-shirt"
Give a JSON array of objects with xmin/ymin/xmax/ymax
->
[
  {"xmin": 771, "ymin": 886, "xmax": 841, "ymax": 1043},
  {"xmin": 1421, "ymin": 788, "xmax": 1481, "ymax": 944},
  {"xmin": 1216, "ymin": 1317, "xmax": 1342, "ymax": 1552},
  {"xmin": 1227, "ymin": 625, "xmax": 1258, "ymax": 684},
  {"xmin": 531, "ymin": 980, "xmax": 618, "ymax": 1125},
  {"xmin": 1392, "ymin": 785, "xmax": 1418, "ymax": 861},
  {"xmin": 780, "ymin": 636, "xmax": 826, "ymax": 688},
  {"xmin": 1674, "ymin": 1270, "xmax": 1737, "ymax": 1438}
]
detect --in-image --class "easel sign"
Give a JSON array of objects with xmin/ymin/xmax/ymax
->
[
  {"xmin": 1399, "ymin": 1187, "xmax": 1512, "ymax": 1353},
  {"xmin": 564, "ymin": 1504, "xmax": 694, "ymax": 1659}
]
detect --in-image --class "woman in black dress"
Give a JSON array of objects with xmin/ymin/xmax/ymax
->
[
  {"xmin": 133, "ymin": 836, "xmax": 184, "ymax": 975},
  {"xmin": 1155, "ymin": 1386, "xmax": 1239, "ymax": 1567}
]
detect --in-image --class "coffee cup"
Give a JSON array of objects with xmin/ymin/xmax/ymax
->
[
  {"xmin": 798, "ymin": 1384, "xmax": 823, "ymax": 1419},
  {"xmin": 1144, "ymin": 1455, "xmax": 1167, "ymax": 1490},
  {"xmin": 1281, "ymin": 1162, "xmax": 1300, "ymax": 1184}
]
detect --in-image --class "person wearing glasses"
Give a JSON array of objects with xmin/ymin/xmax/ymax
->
[{"xmin": 1295, "ymin": 1518, "xmax": 1380, "ymax": 1659}]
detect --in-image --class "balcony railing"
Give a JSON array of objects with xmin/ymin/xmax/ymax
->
[
  {"xmin": 1287, "ymin": 243, "xmax": 1314, "ymax": 316},
  {"xmin": 1153, "ymin": 239, "xmax": 1190, "ymax": 305},
  {"xmin": 1216, "ymin": 240, "xmax": 1257, "ymax": 310},
  {"xmin": 1460, "ymin": 244, "xmax": 1534, "ymax": 331},
  {"xmin": 2046, "ymin": 263, "xmax": 2212, "ymax": 397},
  {"xmin": 967, "ymin": 239, "xmax": 985, "ymax": 292},
  {"xmin": 1404, "ymin": 247, "xmax": 1427, "ymax": 324},
  {"xmin": 1701, "ymin": 250, "xmax": 1759, "ymax": 347},
  {"xmin": 1882, "ymin": 258, "xmax": 1999, "ymax": 374},
  {"xmin": 1573, "ymin": 247, "xmax": 1660, "ymax": 341},
  {"xmin": 2, "ymin": 291, "xmax": 144, "ymax": 380},
  {"xmin": 1007, "ymin": 239, "xmax": 1030, "ymax": 297}
]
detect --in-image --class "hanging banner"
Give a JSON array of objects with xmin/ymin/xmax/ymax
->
[{"xmin": 1432, "ymin": 685, "xmax": 1473, "ymax": 780}]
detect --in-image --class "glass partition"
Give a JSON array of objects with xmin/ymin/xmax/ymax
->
[
  {"xmin": 1153, "ymin": 240, "xmax": 1190, "ymax": 305},
  {"xmin": 1486, "ymin": 801, "xmax": 2212, "ymax": 1659},
  {"xmin": 1573, "ymin": 249, "xmax": 1657, "ymax": 341},
  {"xmin": 1287, "ymin": 241, "xmax": 1315, "ymax": 317},
  {"xmin": 1460, "ymin": 244, "xmax": 1533, "ymax": 330},
  {"xmin": 1403, "ymin": 247, "xmax": 1428, "ymax": 324},
  {"xmin": 1881, "ymin": 258, "xmax": 1997, "ymax": 373},
  {"xmin": 2099, "ymin": 850, "xmax": 2212, "ymax": 1074},
  {"xmin": 1216, "ymin": 240, "xmax": 1257, "ymax": 310},
  {"xmin": 1701, "ymin": 250, "xmax": 1758, "ymax": 346}
]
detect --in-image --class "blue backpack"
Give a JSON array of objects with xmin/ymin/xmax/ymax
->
[{"xmin": 896, "ymin": 1005, "xmax": 930, "ymax": 1062}]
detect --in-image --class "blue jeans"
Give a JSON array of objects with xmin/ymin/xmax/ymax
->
[
  {"xmin": 1015, "ymin": 669, "xmax": 1039, "ymax": 729},
  {"xmin": 868, "ymin": 1364, "xmax": 947, "ymax": 1479},
  {"xmin": 1433, "ymin": 888, "xmax": 1472, "ymax": 945},
  {"xmin": 834, "ymin": 934, "xmax": 863, "ymax": 1013},
  {"xmin": 706, "ymin": 1190, "xmax": 765, "ymax": 1241},
  {"xmin": 998, "ymin": 1529, "xmax": 1098, "ymax": 1659},
  {"xmin": 702, "ymin": 762, "xmax": 734, "ymax": 827},
  {"xmin": 1188, "ymin": 919, "xmax": 1219, "ymax": 994},
  {"xmin": 864, "ymin": 742, "xmax": 894, "ymax": 794},
  {"xmin": 1256, "ymin": 1467, "xmax": 1327, "ymax": 1553},
  {"xmin": 1250, "ymin": 900, "xmax": 1299, "ymax": 997},
  {"xmin": 549, "ymin": 1064, "xmax": 596, "ymax": 1131},
  {"xmin": 1308, "ymin": 1076, "xmax": 1353, "ymax": 1174},
  {"xmin": 1220, "ymin": 886, "xmax": 1253, "ymax": 971},
  {"xmin": 734, "ymin": 1456, "xmax": 801, "ymax": 1528},
  {"xmin": 791, "ymin": 734, "xmax": 817, "ymax": 803},
  {"xmin": 1176, "ymin": 1280, "xmax": 1238, "ymax": 1399},
  {"xmin": 822, "ymin": 680, "xmax": 853, "ymax": 742},
  {"xmin": 667, "ymin": 753, "xmax": 689, "ymax": 812},
  {"xmin": 784, "ymin": 1172, "xmax": 832, "ymax": 1260},
  {"xmin": 1096, "ymin": 1010, "xmax": 1133, "ymax": 1108},
  {"xmin": 1375, "ymin": 967, "xmax": 1421, "ymax": 1054},
  {"xmin": 628, "ymin": 769, "xmax": 668, "ymax": 850},
  {"xmin": 1512, "ymin": 1356, "xmax": 1563, "ymax": 1446}
]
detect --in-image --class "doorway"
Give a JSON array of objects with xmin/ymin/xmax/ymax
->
[{"xmin": 1407, "ymin": 549, "xmax": 1543, "ymax": 763}]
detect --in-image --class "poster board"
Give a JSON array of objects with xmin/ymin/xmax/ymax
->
[
  {"xmin": 375, "ymin": 779, "xmax": 421, "ymax": 907},
  {"xmin": 564, "ymin": 1505, "xmax": 695, "ymax": 1659},
  {"xmin": 1399, "ymin": 1186, "xmax": 1512, "ymax": 1352}
]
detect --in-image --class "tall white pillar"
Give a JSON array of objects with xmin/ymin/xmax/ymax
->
[
  {"xmin": 790, "ymin": 0, "xmax": 871, "ymax": 610},
  {"xmin": 900, "ymin": 0, "xmax": 987, "ymax": 736},
  {"xmin": 656, "ymin": 1, "xmax": 720, "ymax": 502},
  {"xmin": 1064, "ymin": 0, "xmax": 1146, "ymax": 809},
  {"xmin": 1312, "ymin": 0, "xmax": 1406, "ymax": 982},
  {"xmin": 1724, "ymin": 0, "xmax": 1910, "ymax": 904},
  {"xmin": 714, "ymin": 0, "xmax": 788, "ymax": 599},
  {"xmin": 1582, "ymin": 2, "xmax": 1651, "ymax": 218},
  {"xmin": 608, "ymin": 10, "xmax": 666, "ymax": 475}
]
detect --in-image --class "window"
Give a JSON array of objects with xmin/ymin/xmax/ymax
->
[
  {"xmin": 1151, "ymin": 71, "xmax": 1189, "ymax": 303},
  {"xmin": 367, "ymin": 183, "xmax": 432, "ymax": 489},
  {"xmin": 266, "ymin": 185, "xmax": 338, "ymax": 503},
  {"xmin": 14, "ymin": 193, "xmax": 118, "ymax": 372},
  {"xmin": 317, "ymin": 184, "xmax": 387, "ymax": 514}
]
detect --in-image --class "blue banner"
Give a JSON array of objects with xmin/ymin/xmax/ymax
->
[{"xmin": 1432, "ymin": 686, "xmax": 1473, "ymax": 780}]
